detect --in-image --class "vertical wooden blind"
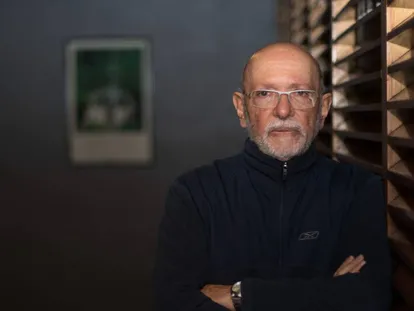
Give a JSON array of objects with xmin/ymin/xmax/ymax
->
[{"xmin": 288, "ymin": 0, "xmax": 414, "ymax": 310}]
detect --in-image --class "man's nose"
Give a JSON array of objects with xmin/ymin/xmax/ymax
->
[{"xmin": 273, "ymin": 93, "xmax": 293, "ymax": 119}]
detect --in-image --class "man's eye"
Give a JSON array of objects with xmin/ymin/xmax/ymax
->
[
  {"xmin": 255, "ymin": 91, "xmax": 270, "ymax": 97},
  {"xmin": 295, "ymin": 91, "xmax": 311, "ymax": 97}
]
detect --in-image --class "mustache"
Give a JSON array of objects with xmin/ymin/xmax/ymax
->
[{"xmin": 265, "ymin": 120, "xmax": 305, "ymax": 136}]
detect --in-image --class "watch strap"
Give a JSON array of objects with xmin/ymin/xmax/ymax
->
[{"xmin": 231, "ymin": 281, "xmax": 242, "ymax": 310}]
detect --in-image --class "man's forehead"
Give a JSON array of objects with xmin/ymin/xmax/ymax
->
[
  {"xmin": 251, "ymin": 43, "xmax": 315, "ymax": 61},
  {"xmin": 244, "ymin": 51, "xmax": 319, "ymax": 89},
  {"xmin": 254, "ymin": 82, "xmax": 314, "ymax": 90},
  {"xmin": 248, "ymin": 60, "xmax": 316, "ymax": 84},
  {"xmin": 250, "ymin": 53, "xmax": 316, "ymax": 73}
]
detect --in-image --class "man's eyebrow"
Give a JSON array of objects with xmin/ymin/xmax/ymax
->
[
  {"xmin": 256, "ymin": 83, "xmax": 314, "ymax": 90},
  {"xmin": 288, "ymin": 83, "xmax": 313, "ymax": 89}
]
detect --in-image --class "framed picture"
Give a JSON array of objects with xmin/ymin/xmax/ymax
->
[{"xmin": 66, "ymin": 38, "xmax": 153, "ymax": 165}]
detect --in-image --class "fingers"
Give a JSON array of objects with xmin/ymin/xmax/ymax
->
[
  {"xmin": 333, "ymin": 255, "xmax": 356, "ymax": 277},
  {"xmin": 346, "ymin": 254, "xmax": 365, "ymax": 273},
  {"xmin": 349, "ymin": 257, "xmax": 366, "ymax": 273},
  {"xmin": 334, "ymin": 254, "xmax": 366, "ymax": 277}
]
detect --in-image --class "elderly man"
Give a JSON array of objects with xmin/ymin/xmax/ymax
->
[{"xmin": 154, "ymin": 43, "xmax": 391, "ymax": 311}]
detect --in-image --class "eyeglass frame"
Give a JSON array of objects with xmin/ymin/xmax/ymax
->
[{"xmin": 242, "ymin": 89, "xmax": 319, "ymax": 110}]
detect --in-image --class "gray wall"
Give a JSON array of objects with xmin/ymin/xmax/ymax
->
[{"xmin": 0, "ymin": 1, "xmax": 277, "ymax": 310}]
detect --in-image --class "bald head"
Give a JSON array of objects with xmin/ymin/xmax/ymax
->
[{"xmin": 241, "ymin": 43, "xmax": 323, "ymax": 93}]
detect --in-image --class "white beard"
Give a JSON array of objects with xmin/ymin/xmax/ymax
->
[{"xmin": 245, "ymin": 105, "xmax": 323, "ymax": 161}]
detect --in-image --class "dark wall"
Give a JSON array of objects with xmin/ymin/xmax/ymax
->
[{"xmin": 0, "ymin": 1, "xmax": 276, "ymax": 310}]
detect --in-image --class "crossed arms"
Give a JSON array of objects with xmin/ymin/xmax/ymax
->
[
  {"xmin": 201, "ymin": 255, "xmax": 368, "ymax": 310},
  {"xmin": 154, "ymin": 176, "xmax": 392, "ymax": 311}
]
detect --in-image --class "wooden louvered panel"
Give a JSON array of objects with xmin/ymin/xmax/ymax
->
[{"xmin": 289, "ymin": 2, "xmax": 414, "ymax": 309}]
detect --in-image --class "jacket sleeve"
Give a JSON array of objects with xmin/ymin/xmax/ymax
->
[
  {"xmin": 154, "ymin": 180, "xmax": 228, "ymax": 311},
  {"xmin": 241, "ymin": 175, "xmax": 392, "ymax": 311}
]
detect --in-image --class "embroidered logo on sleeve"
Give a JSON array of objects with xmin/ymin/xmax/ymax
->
[{"xmin": 298, "ymin": 231, "xmax": 319, "ymax": 241}]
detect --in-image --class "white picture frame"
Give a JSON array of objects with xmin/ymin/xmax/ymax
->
[{"xmin": 65, "ymin": 38, "xmax": 154, "ymax": 166}]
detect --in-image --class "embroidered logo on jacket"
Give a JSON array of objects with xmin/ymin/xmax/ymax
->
[{"xmin": 298, "ymin": 231, "xmax": 319, "ymax": 241}]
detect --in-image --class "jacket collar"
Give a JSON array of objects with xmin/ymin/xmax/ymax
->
[{"xmin": 243, "ymin": 138, "xmax": 318, "ymax": 180}]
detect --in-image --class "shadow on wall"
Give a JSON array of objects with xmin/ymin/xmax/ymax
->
[{"xmin": 0, "ymin": 0, "xmax": 279, "ymax": 310}]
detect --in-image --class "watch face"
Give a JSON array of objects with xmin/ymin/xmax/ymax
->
[{"xmin": 232, "ymin": 281, "xmax": 241, "ymax": 295}]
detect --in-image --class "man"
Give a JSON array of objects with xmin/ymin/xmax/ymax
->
[{"xmin": 154, "ymin": 43, "xmax": 391, "ymax": 311}]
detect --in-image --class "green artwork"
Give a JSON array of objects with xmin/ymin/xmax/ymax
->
[
  {"xmin": 76, "ymin": 49, "xmax": 142, "ymax": 132},
  {"xmin": 67, "ymin": 39, "xmax": 153, "ymax": 165}
]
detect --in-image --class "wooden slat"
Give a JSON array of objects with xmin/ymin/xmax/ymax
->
[
  {"xmin": 389, "ymin": 196, "xmax": 414, "ymax": 214},
  {"xmin": 387, "ymin": 27, "xmax": 414, "ymax": 67},
  {"xmin": 333, "ymin": 71, "xmax": 381, "ymax": 89},
  {"xmin": 332, "ymin": 0, "xmax": 356, "ymax": 21},
  {"xmin": 310, "ymin": 25, "xmax": 327, "ymax": 44},
  {"xmin": 388, "ymin": 99, "xmax": 414, "ymax": 109},
  {"xmin": 335, "ymin": 152, "xmax": 383, "ymax": 174},
  {"xmin": 389, "ymin": 196, "xmax": 414, "ymax": 237},
  {"xmin": 291, "ymin": 0, "xmax": 308, "ymax": 19},
  {"xmin": 387, "ymin": 37, "xmax": 414, "ymax": 101},
  {"xmin": 334, "ymin": 39, "xmax": 381, "ymax": 66},
  {"xmin": 292, "ymin": 31, "xmax": 308, "ymax": 45},
  {"xmin": 291, "ymin": 17, "xmax": 307, "ymax": 32},
  {"xmin": 387, "ymin": 14, "xmax": 414, "ymax": 40},
  {"xmin": 391, "ymin": 120, "xmax": 414, "ymax": 135},
  {"xmin": 389, "ymin": 161, "xmax": 414, "ymax": 182},
  {"xmin": 334, "ymin": 103, "xmax": 382, "ymax": 113},
  {"xmin": 393, "ymin": 263, "xmax": 414, "ymax": 308},
  {"xmin": 389, "ymin": 122, "xmax": 414, "ymax": 139},
  {"xmin": 388, "ymin": 181, "xmax": 414, "ymax": 238},
  {"xmin": 335, "ymin": 130, "xmax": 382, "ymax": 142},
  {"xmin": 332, "ymin": 20, "xmax": 355, "ymax": 41},
  {"xmin": 388, "ymin": 136, "xmax": 414, "ymax": 148},
  {"xmin": 387, "ymin": 110, "xmax": 403, "ymax": 135},
  {"xmin": 389, "ymin": 57, "xmax": 414, "ymax": 74},
  {"xmin": 387, "ymin": 2, "xmax": 414, "ymax": 35},
  {"xmin": 388, "ymin": 144, "xmax": 401, "ymax": 171},
  {"xmin": 388, "ymin": 140, "xmax": 414, "ymax": 181},
  {"xmin": 333, "ymin": 108, "xmax": 382, "ymax": 135},
  {"xmin": 387, "ymin": 77, "xmax": 414, "ymax": 102},
  {"xmin": 309, "ymin": 7, "xmax": 328, "ymax": 29},
  {"xmin": 387, "ymin": 110, "xmax": 414, "ymax": 139},
  {"xmin": 333, "ymin": 128, "xmax": 383, "ymax": 170},
  {"xmin": 387, "ymin": 170, "xmax": 414, "ymax": 189},
  {"xmin": 333, "ymin": 5, "xmax": 381, "ymax": 43},
  {"xmin": 310, "ymin": 44, "xmax": 329, "ymax": 59},
  {"xmin": 308, "ymin": 0, "xmax": 328, "ymax": 28},
  {"xmin": 310, "ymin": 24, "xmax": 330, "ymax": 45},
  {"xmin": 388, "ymin": 215, "xmax": 414, "ymax": 272},
  {"xmin": 332, "ymin": 44, "xmax": 356, "ymax": 63}
]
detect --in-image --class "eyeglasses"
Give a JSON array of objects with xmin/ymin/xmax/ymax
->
[{"xmin": 243, "ymin": 89, "xmax": 318, "ymax": 110}]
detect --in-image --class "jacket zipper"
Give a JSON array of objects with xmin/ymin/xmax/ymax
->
[{"xmin": 279, "ymin": 161, "xmax": 288, "ymax": 268}]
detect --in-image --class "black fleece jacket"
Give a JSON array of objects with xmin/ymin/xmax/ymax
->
[{"xmin": 154, "ymin": 139, "xmax": 392, "ymax": 311}]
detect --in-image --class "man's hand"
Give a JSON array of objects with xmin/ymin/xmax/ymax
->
[
  {"xmin": 201, "ymin": 284, "xmax": 235, "ymax": 311},
  {"xmin": 334, "ymin": 254, "xmax": 366, "ymax": 277}
]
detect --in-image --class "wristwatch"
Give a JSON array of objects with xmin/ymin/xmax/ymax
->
[{"xmin": 231, "ymin": 281, "xmax": 242, "ymax": 310}]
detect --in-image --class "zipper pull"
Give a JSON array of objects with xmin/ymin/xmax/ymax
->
[{"xmin": 282, "ymin": 162, "xmax": 288, "ymax": 181}]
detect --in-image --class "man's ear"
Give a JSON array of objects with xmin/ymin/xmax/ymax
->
[
  {"xmin": 321, "ymin": 92, "xmax": 332, "ymax": 120},
  {"xmin": 233, "ymin": 92, "xmax": 248, "ymax": 128},
  {"xmin": 317, "ymin": 92, "xmax": 332, "ymax": 130}
]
